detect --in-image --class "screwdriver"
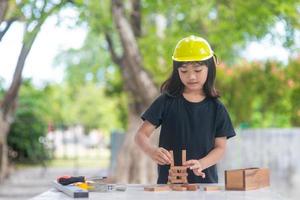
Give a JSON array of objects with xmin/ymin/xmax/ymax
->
[
  {"xmin": 57, "ymin": 175, "xmax": 106, "ymax": 185},
  {"xmin": 57, "ymin": 176, "xmax": 85, "ymax": 185}
]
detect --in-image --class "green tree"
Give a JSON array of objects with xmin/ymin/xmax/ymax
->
[
  {"xmin": 66, "ymin": 83, "xmax": 124, "ymax": 133},
  {"xmin": 216, "ymin": 60, "xmax": 293, "ymax": 128},
  {"xmin": 285, "ymin": 56, "xmax": 300, "ymax": 126},
  {"xmin": 0, "ymin": 0, "xmax": 72, "ymax": 181},
  {"xmin": 8, "ymin": 80, "xmax": 50, "ymax": 164},
  {"xmin": 54, "ymin": 32, "xmax": 128, "ymax": 131}
]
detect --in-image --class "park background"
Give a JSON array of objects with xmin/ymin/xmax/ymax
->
[{"xmin": 0, "ymin": 0, "xmax": 300, "ymax": 199}]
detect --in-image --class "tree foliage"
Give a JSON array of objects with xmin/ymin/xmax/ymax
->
[
  {"xmin": 63, "ymin": 0, "xmax": 300, "ymax": 128},
  {"xmin": 54, "ymin": 32, "xmax": 128, "ymax": 132},
  {"xmin": 217, "ymin": 57, "xmax": 300, "ymax": 127},
  {"xmin": 8, "ymin": 80, "xmax": 50, "ymax": 163}
]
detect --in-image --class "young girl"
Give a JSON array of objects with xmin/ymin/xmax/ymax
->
[{"xmin": 135, "ymin": 35, "xmax": 236, "ymax": 184}]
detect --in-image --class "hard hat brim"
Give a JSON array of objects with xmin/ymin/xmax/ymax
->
[{"xmin": 172, "ymin": 54, "xmax": 213, "ymax": 62}]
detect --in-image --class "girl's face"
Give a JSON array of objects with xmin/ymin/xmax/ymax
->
[{"xmin": 178, "ymin": 62, "xmax": 208, "ymax": 93}]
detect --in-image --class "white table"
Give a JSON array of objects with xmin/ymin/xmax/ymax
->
[{"xmin": 31, "ymin": 184, "xmax": 287, "ymax": 200}]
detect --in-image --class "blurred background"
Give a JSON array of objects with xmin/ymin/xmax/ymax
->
[{"xmin": 0, "ymin": 0, "xmax": 300, "ymax": 199}]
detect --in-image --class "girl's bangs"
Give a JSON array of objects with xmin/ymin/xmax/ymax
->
[{"xmin": 173, "ymin": 60, "xmax": 207, "ymax": 69}]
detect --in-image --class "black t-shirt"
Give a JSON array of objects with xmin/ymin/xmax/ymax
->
[{"xmin": 141, "ymin": 93, "xmax": 236, "ymax": 184}]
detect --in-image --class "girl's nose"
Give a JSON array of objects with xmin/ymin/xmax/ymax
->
[{"xmin": 189, "ymin": 73, "xmax": 196, "ymax": 80}]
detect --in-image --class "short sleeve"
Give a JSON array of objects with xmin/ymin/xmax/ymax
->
[
  {"xmin": 215, "ymin": 103, "xmax": 236, "ymax": 139},
  {"xmin": 141, "ymin": 94, "xmax": 166, "ymax": 128}
]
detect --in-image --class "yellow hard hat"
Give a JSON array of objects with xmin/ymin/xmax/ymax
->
[{"xmin": 172, "ymin": 35, "xmax": 214, "ymax": 62}]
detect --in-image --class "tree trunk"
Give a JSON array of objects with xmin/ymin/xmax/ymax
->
[
  {"xmin": 109, "ymin": 0, "xmax": 160, "ymax": 183},
  {"xmin": 0, "ymin": 117, "xmax": 10, "ymax": 182},
  {"xmin": 0, "ymin": 26, "xmax": 39, "ymax": 182},
  {"xmin": 0, "ymin": 0, "xmax": 8, "ymax": 24},
  {"xmin": 114, "ymin": 109, "xmax": 159, "ymax": 183}
]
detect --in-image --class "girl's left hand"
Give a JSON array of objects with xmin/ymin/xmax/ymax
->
[{"xmin": 183, "ymin": 160, "xmax": 206, "ymax": 178}]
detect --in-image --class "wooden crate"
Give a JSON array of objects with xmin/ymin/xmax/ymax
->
[{"xmin": 225, "ymin": 168, "xmax": 270, "ymax": 190}]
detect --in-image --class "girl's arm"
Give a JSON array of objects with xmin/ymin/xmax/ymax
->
[
  {"xmin": 135, "ymin": 121, "xmax": 172, "ymax": 165},
  {"xmin": 199, "ymin": 136, "xmax": 227, "ymax": 169},
  {"xmin": 184, "ymin": 137, "xmax": 227, "ymax": 177}
]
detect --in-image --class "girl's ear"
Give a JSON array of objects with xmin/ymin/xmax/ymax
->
[{"xmin": 213, "ymin": 54, "xmax": 219, "ymax": 65}]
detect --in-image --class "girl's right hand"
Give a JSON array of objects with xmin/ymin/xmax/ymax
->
[{"xmin": 149, "ymin": 147, "xmax": 173, "ymax": 165}]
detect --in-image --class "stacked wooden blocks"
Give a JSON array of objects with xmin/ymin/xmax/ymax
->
[
  {"xmin": 144, "ymin": 149, "xmax": 200, "ymax": 192},
  {"xmin": 168, "ymin": 150, "xmax": 188, "ymax": 184}
]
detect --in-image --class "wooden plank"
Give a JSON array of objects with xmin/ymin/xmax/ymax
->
[
  {"xmin": 171, "ymin": 185, "xmax": 187, "ymax": 191},
  {"xmin": 169, "ymin": 178, "xmax": 187, "ymax": 184},
  {"xmin": 182, "ymin": 184, "xmax": 199, "ymax": 191},
  {"xmin": 168, "ymin": 178, "xmax": 184, "ymax": 183},
  {"xmin": 168, "ymin": 172, "xmax": 188, "ymax": 177},
  {"xmin": 204, "ymin": 186, "xmax": 223, "ymax": 191},
  {"xmin": 170, "ymin": 166, "xmax": 187, "ymax": 171},
  {"xmin": 169, "ymin": 169, "xmax": 187, "ymax": 174},
  {"xmin": 144, "ymin": 185, "xmax": 171, "ymax": 192},
  {"xmin": 182, "ymin": 149, "xmax": 186, "ymax": 164},
  {"xmin": 168, "ymin": 175, "xmax": 187, "ymax": 180},
  {"xmin": 168, "ymin": 176, "xmax": 178, "ymax": 182},
  {"xmin": 169, "ymin": 151, "xmax": 174, "ymax": 167}
]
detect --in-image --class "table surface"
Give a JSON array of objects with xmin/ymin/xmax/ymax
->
[{"xmin": 30, "ymin": 184, "xmax": 287, "ymax": 200}]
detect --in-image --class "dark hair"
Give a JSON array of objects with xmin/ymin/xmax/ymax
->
[{"xmin": 160, "ymin": 56, "xmax": 220, "ymax": 98}]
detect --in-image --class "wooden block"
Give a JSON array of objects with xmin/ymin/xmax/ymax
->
[
  {"xmin": 169, "ymin": 178, "xmax": 187, "ymax": 184},
  {"xmin": 168, "ymin": 176, "xmax": 175, "ymax": 181},
  {"xmin": 168, "ymin": 176, "xmax": 178, "ymax": 182},
  {"xmin": 170, "ymin": 166, "xmax": 187, "ymax": 171},
  {"xmin": 168, "ymin": 175, "xmax": 187, "ymax": 180},
  {"xmin": 169, "ymin": 169, "xmax": 187, "ymax": 174},
  {"xmin": 225, "ymin": 168, "xmax": 270, "ymax": 190},
  {"xmin": 168, "ymin": 171, "xmax": 188, "ymax": 177},
  {"xmin": 144, "ymin": 185, "xmax": 171, "ymax": 192},
  {"xmin": 182, "ymin": 150, "xmax": 186, "ymax": 164},
  {"xmin": 170, "ymin": 151, "xmax": 174, "ymax": 166},
  {"xmin": 171, "ymin": 185, "xmax": 187, "ymax": 191},
  {"xmin": 204, "ymin": 186, "xmax": 223, "ymax": 191},
  {"xmin": 182, "ymin": 184, "xmax": 199, "ymax": 191}
]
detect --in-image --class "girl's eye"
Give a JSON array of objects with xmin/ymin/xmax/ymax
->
[
  {"xmin": 195, "ymin": 70, "xmax": 202, "ymax": 72},
  {"xmin": 180, "ymin": 70, "xmax": 188, "ymax": 73}
]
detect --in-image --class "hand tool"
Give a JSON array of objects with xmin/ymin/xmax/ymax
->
[
  {"xmin": 75, "ymin": 182, "xmax": 127, "ymax": 192},
  {"xmin": 57, "ymin": 175, "xmax": 106, "ymax": 185},
  {"xmin": 53, "ymin": 181, "xmax": 89, "ymax": 198}
]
